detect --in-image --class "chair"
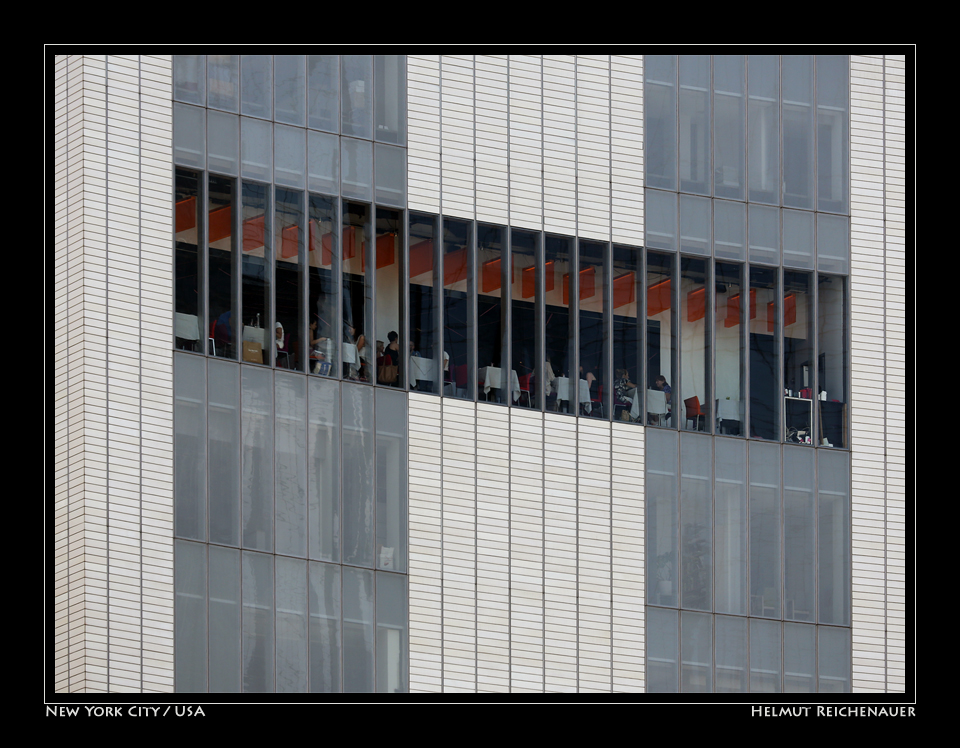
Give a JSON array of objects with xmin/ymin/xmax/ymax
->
[
  {"xmin": 208, "ymin": 320, "xmax": 218, "ymax": 356},
  {"xmin": 517, "ymin": 373, "xmax": 532, "ymax": 407},
  {"xmin": 647, "ymin": 389, "xmax": 668, "ymax": 426},
  {"xmin": 684, "ymin": 396, "xmax": 707, "ymax": 431},
  {"xmin": 277, "ymin": 334, "xmax": 292, "ymax": 369},
  {"xmin": 590, "ymin": 384, "xmax": 604, "ymax": 419}
]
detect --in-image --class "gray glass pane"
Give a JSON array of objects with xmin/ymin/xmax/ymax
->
[
  {"xmin": 242, "ymin": 367, "xmax": 273, "ymax": 552},
  {"xmin": 817, "ymin": 213, "xmax": 848, "ymax": 275},
  {"xmin": 680, "ymin": 611, "xmax": 712, "ymax": 692},
  {"xmin": 784, "ymin": 446, "xmax": 815, "ymax": 622},
  {"xmin": 646, "ymin": 607, "xmax": 679, "ymax": 692},
  {"xmin": 308, "ymin": 130, "xmax": 340, "ymax": 196},
  {"xmin": 375, "ymin": 55, "xmax": 406, "ymax": 145},
  {"xmin": 783, "ymin": 209, "xmax": 814, "ymax": 269},
  {"xmin": 308, "ymin": 55, "xmax": 339, "ymax": 133},
  {"xmin": 207, "ymin": 110, "xmax": 239, "ymax": 176},
  {"xmin": 748, "ymin": 204, "xmax": 779, "ymax": 265},
  {"xmin": 342, "ymin": 55, "xmax": 373, "ymax": 139},
  {"xmin": 750, "ymin": 441, "xmax": 781, "ymax": 618},
  {"xmin": 680, "ymin": 433, "xmax": 712, "ymax": 611},
  {"xmin": 782, "ymin": 55, "xmax": 814, "ymax": 209},
  {"xmin": 208, "ymin": 359, "xmax": 240, "ymax": 546},
  {"xmin": 679, "ymin": 55, "xmax": 710, "ymax": 195},
  {"xmin": 715, "ymin": 438, "xmax": 747, "ymax": 615},
  {"xmin": 309, "ymin": 377, "xmax": 340, "ymax": 562},
  {"xmin": 209, "ymin": 545, "xmax": 241, "ymax": 692},
  {"xmin": 174, "ymin": 55, "xmax": 204, "ymax": 105},
  {"xmin": 175, "ymin": 353, "xmax": 206, "ymax": 540},
  {"xmin": 207, "ymin": 54, "xmax": 239, "ymax": 112},
  {"xmin": 275, "ymin": 55, "xmax": 305, "ymax": 127},
  {"xmin": 343, "ymin": 566, "xmax": 375, "ymax": 693},
  {"xmin": 174, "ymin": 103, "xmax": 205, "ymax": 169},
  {"xmin": 714, "ymin": 55, "xmax": 745, "ymax": 201},
  {"xmin": 175, "ymin": 540, "xmax": 206, "ymax": 692},
  {"xmin": 747, "ymin": 55, "xmax": 779, "ymax": 205},
  {"xmin": 715, "ymin": 616, "xmax": 747, "ymax": 693},
  {"xmin": 376, "ymin": 388, "xmax": 406, "ymax": 572},
  {"xmin": 714, "ymin": 200, "xmax": 745, "ymax": 261},
  {"xmin": 242, "ymin": 551, "xmax": 274, "ymax": 692},
  {"xmin": 342, "ymin": 383, "xmax": 375, "ymax": 567},
  {"xmin": 241, "ymin": 55, "xmax": 272, "ymax": 119},
  {"xmin": 275, "ymin": 124, "xmax": 306, "ymax": 189},
  {"xmin": 241, "ymin": 117, "xmax": 272, "ymax": 182},
  {"xmin": 341, "ymin": 137, "xmax": 373, "ymax": 201},
  {"xmin": 377, "ymin": 572, "xmax": 408, "ymax": 693},
  {"xmin": 646, "ymin": 189, "xmax": 677, "ymax": 252},
  {"xmin": 817, "ymin": 55, "xmax": 849, "ymax": 214},
  {"xmin": 749, "ymin": 618, "xmax": 781, "ymax": 692},
  {"xmin": 818, "ymin": 450, "xmax": 849, "ymax": 625},
  {"xmin": 276, "ymin": 372, "xmax": 307, "ymax": 557},
  {"xmin": 644, "ymin": 55, "xmax": 677, "ymax": 191},
  {"xmin": 276, "ymin": 557, "xmax": 308, "ymax": 692},
  {"xmin": 647, "ymin": 429, "xmax": 678, "ymax": 606},
  {"xmin": 375, "ymin": 142, "xmax": 406, "ymax": 207},
  {"xmin": 818, "ymin": 626, "xmax": 850, "ymax": 693},
  {"xmin": 680, "ymin": 194, "xmax": 711, "ymax": 256},
  {"xmin": 309, "ymin": 561, "xmax": 341, "ymax": 692},
  {"xmin": 783, "ymin": 622, "xmax": 816, "ymax": 693}
]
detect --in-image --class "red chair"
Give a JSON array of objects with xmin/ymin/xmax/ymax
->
[
  {"xmin": 518, "ymin": 373, "xmax": 532, "ymax": 407},
  {"xmin": 684, "ymin": 396, "xmax": 707, "ymax": 431},
  {"xmin": 591, "ymin": 384, "xmax": 605, "ymax": 418}
]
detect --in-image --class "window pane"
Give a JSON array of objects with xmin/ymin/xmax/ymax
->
[
  {"xmin": 209, "ymin": 545, "xmax": 241, "ymax": 692},
  {"xmin": 579, "ymin": 239, "xmax": 607, "ymax": 417},
  {"xmin": 275, "ymin": 188, "xmax": 304, "ymax": 371},
  {"xmin": 241, "ymin": 55, "xmax": 271, "ymax": 119},
  {"xmin": 208, "ymin": 175, "xmax": 237, "ymax": 360},
  {"xmin": 275, "ymin": 124, "xmax": 306, "ymax": 189},
  {"xmin": 714, "ymin": 55, "xmax": 745, "ymax": 200},
  {"xmin": 612, "ymin": 244, "xmax": 642, "ymax": 424},
  {"xmin": 375, "ymin": 208, "xmax": 404, "ymax": 388},
  {"xmin": 646, "ymin": 428, "xmax": 678, "ymax": 605},
  {"xmin": 715, "ymin": 615, "xmax": 747, "ymax": 693},
  {"xmin": 747, "ymin": 55, "xmax": 779, "ymax": 205},
  {"xmin": 242, "ymin": 366, "xmax": 273, "ymax": 552},
  {"xmin": 783, "ymin": 209, "xmax": 814, "ymax": 270},
  {"xmin": 783, "ymin": 271, "xmax": 814, "ymax": 443},
  {"xmin": 275, "ymin": 556, "xmax": 308, "ymax": 692},
  {"xmin": 208, "ymin": 110, "xmax": 239, "ymax": 176},
  {"xmin": 818, "ymin": 450, "xmax": 850, "ymax": 626},
  {"xmin": 377, "ymin": 572, "xmax": 408, "ymax": 693},
  {"xmin": 377, "ymin": 388, "xmax": 407, "ymax": 572},
  {"xmin": 477, "ymin": 224, "xmax": 506, "ymax": 402},
  {"xmin": 309, "ymin": 561, "xmax": 341, "ymax": 692},
  {"xmin": 308, "ymin": 194, "xmax": 338, "ymax": 377},
  {"xmin": 680, "ymin": 256, "xmax": 710, "ymax": 432},
  {"xmin": 375, "ymin": 55, "xmax": 406, "ymax": 145},
  {"xmin": 242, "ymin": 551, "xmax": 274, "ymax": 692},
  {"xmin": 714, "ymin": 200, "xmax": 745, "ymax": 261},
  {"xmin": 342, "ymin": 55, "xmax": 373, "ymax": 139},
  {"xmin": 681, "ymin": 611, "xmax": 712, "ymax": 692},
  {"xmin": 308, "ymin": 377, "xmax": 340, "ymax": 562},
  {"xmin": 715, "ymin": 261, "xmax": 744, "ymax": 435},
  {"xmin": 748, "ymin": 265, "xmax": 779, "ymax": 440},
  {"xmin": 645, "ymin": 189, "xmax": 677, "ymax": 252},
  {"xmin": 207, "ymin": 54, "xmax": 238, "ymax": 112},
  {"xmin": 409, "ymin": 213, "xmax": 441, "ymax": 392},
  {"xmin": 274, "ymin": 55, "xmax": 305, "ymax": 127},
  {"xmin": 817, "ymin": 274, "xmax": 847, "ymax": 448},
  {"xmin": 749, "ymin": 618, "xmax": 781, "ymax": 692},
  {"xmin": 175, "ymin": 353, "xmax": 205, "ymax": 540},
  {"xmin": 748, "ymin": 204, "xmax": 779, "ymax": 266},
  {"xmin": 817, "ymin": 55, "xmax": 849, "ymax": 214},
  {"xmin": 782, "ymin": 55, "xmax": 814, "ymax": 209},
  {"xmin": 679, "ymin": 54, "xmax": 710, "ymax": 195},
  {"xmin": 783, "ymin": 446, "xmax": 815, "ymax": 622},
  {"xmin": 715, "ymin": 438, "xmax": 747, "ymax": 615},
  {"xmin": 241, "ymin": 181, "xmax": 270, "ymax": 366},
  {"xmin": 175, "ymin": 168, "xmax": 201, "ymax": 350},
  {"xmin": 750, "ymin": 441, "xmax": 781, "ymax": 618},
  {"xmin": 174, "ymin": 54, "xmax": 204, "ymax": 105},
  {"xmin": 512, "ymin": 229, "xmax": 539, "ymax": 409},
  {"xmin": 174, "ymin": 103, "xmax": 205, "ymax": 169},
  {"xmin": 175, "ymin": 540, "xmax": 206, "ymax": 691},
  {"xmin": 342, "ymin": 566, "xmax": 375, "ymax": 692},
  {"xmin": 680, "ymin": 433, "xmax": 712, "ymax": 611},
  {"xmin": 818, "ymin": 626, "xmax": 850, "ymax": 693},
  {"xmin": 307, "ymin": 55, "xmax": 339, "ymax": 133},
  {"xmin": 208, "ymin": 359, "xmax": 240, "ymax": 546},
  {"xmin": 646, "ymin": 251, "xmax": 676, "ymax": 427},
  {"xmin": 275, "ymin": 372, "xmax": 307, "ymax": 557},
  {"xmin": 341, "ymin": 137, "xmax": 373, "ymax": 202},
  {"xmin": 443, "ymin": 218, "xmax": 474, "ymax": 400},
  {"xmin": 545, "ymin": 235, "xmax": 575, "ymax": 413},
  {"xmin": 644, "ymin": 55, "xmax": 677, "ymax": 191},
  {"xmin": 342, "ymin": 201, "xmax": 373, "ymax": 382},
  {"xmin": 308, "ymin": 130, "xmax": 340, "ymax": 196},
  {"xmin": 783, "ymin": 622, "xmax": 816, "ymax": 692},
  {"xmin": 646, "ymin": 607, "xmax": 679, "ymax": 692},
  {"xmin": 342, "ymin": 383, "xmax": 374, "ymax": 567},
  {"xmin": 240, "ymin": 117, "xmax": 272, "ymax": 182}
]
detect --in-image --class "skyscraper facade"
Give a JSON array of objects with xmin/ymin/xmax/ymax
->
[{"xmin": 53, "ymin": 52, "xmax": 907, "ymax": 694}]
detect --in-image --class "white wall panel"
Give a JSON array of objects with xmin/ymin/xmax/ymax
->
[
  {"xmin": 576, "ymin": 56, "xmax": 610, "ymax": 242},
  {"xmin": 509, "ymin": 56, "xmax": 543, "ymax": 231},
  {"xmin": 407, "ymin": 56, "xmax": 441, "ymax": 214},
  {"xmin": 543, "ymin": 56, "xmax": 577, "ymax": 237},
  {"xmin": 611, "ymin": 56, "xmax": 644, "ymax": 246},
  {"xmin": 441, "ymin": 56, "xmax": 475, "ymax": 221},
  {"xmin": 475, "ymin": 56, "xmax": 510, "ymax": 226}
]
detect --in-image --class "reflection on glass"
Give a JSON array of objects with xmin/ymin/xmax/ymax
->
[
  {"xmin": 342, "ymin": 383, "xmax": 374, "ymax": 567},
  {"xmin": 818, "ymin": 626, "xmax": 850, "ymax": 693},
  {"xmin": 646, "ymin": 429, "xmax": 678, "ymax": 606},
  {"xmin": 817, "ymin": 55, "xmax": 849, "ymax": 214},
  {"xmin": 715, "ymin": 262, "xmax": 744, "ymax": 435},
  {"xmin": 274, "ymin": 55, "xmax": 305, "ymax": 127},
  {"xmin": 241, "ymin": 366, "xmax": 273, "ymax": 554},
  {"xmin": 818, "ymin": 450, "xmax": 850, "ymax": 626},
  {"xmin": 175, "ymin": 169, "xmax": 201, "ymax": 352},
  {"xmin": 175, "ymin": 540, "xmax": 206, "ymax": 691},
  {"xmin": 680, "ymin": 256, "xmax": 710, "ymax": 431},
  {"xmin": 749, "ymin": 618, "xmax": 781, "ymax": 692},
  {"xmin": 377, "ymin": 389, "xmax": 407, "ymax": 572},
  {"xmin": 308, "ymin": 561, "xmax": 341, "ymax": 692},
  {"xmin": 208, "ymin": 177, "xmax": 237, "ymax": 358},
  {"xmin": 242, "ymin": 551, "xmax": 274, "ymax": 692},
  {"xmin": 714, "ymin": 55, "xmax": 745, "ymax": 201},
  {"xmin": 784, "ymin": 622, "xmax": 816, "ymax": 692},
  {"xmin": 376, "ymin": 572, "xmax": 408, "ymax": 692},
  {"xmin": 747, "ymin": 55, "xmax": 779, "ymax": 205},
  {"xmin": 578, "ymin": 240, "xmax": 607, "ymax": 417},
  {"xmin": 240, "ymin": 55, "xmax": 271, "ymax": 119},
  {"xmin": 544, "ymin": 235, "xmax": 575, "ymax": 413},
  {"xmin": 681, "ymin": 611, "xmax": 712, "ymax": 692},
  {"xmin": 782, "ymin": 55, "xmax": 814, "ymax": 209},
  {"xmin": 208, "ymin": 360, "xmax": 240, "ymax": 547},
  {"xmin": 208, "ymin": 54, "xmax": 238, "ymax": 113},
  {"xmin": 750, "ymin": 441, "xmax": 781, "ymax": 618},
  {"xmin": 308, "ymin": 377, "xmax": 340, "ymax": 562},
  {"xmin": 375, "ymin": 55, "xmax": 406, "ymax": 145},
  {"xmin": 375, "ymin": 208, "xmax": 403, "ymax": 388},
  {"xmin": 748, "ymin": 265, "xmax": 778, "ymax": 440},
  {"xmin": 715, "ymin": 616, "xmax": 747, "ymax": 693},
  {"xmin": 817, "ymin": 274, "xmax": 846, "ymax": 448},
  {"xmin": 342, "ymin": 201, "xmax": 372, "ymax": 381},
  {"xmin": 275, "ymin": 372, "xmax": 307, "ymax": 557},
  {"xmin": 477, "ymin": 224, "xmax": 506, "ymax": 401},
  {"xmin": 783, "ymin": 271, "xmax": 813, "ymax": 443},
  {"xmin": 209, "ymin": 545, "xmax": 240, "ymax": 692},
  {"xmin": 511, "ymin": 229, "xmax": 538, "ymax": 408},
  {"xmin": 784, "ymin": 446, "xmax": 815, "ymax": 622},
  {"xmin": 241, "ymin": 181, "xmax": 270, "ymax": 365},
  {"xmin": 645, "ymin": 55, "xmax": 677, "ymax": 191},
  {"xmin": 342, "ymin": 566, "xmax": 375, "ymax": 692},
  {"xmin": 646, "ymin": 607, "xmax": 679, "ymax": 692},
  {"xmin": 443, "ymin": 218, "xmax": 473, "ymax": 400},
  {"xmin": 748, "ymin": 203, "xmax": 779, "ymax": 266},
  {"xmin": 679, "ymin": 55, "xmax": 710, "ymax": 196},
  {"xmin": 175, "ymin": 353, "xmax": 205, "ymax": 541},
  {"xmin": 680, "ymin": 433, "xmax": 712, "ymax": 611},
  {"xmin": 341, "ymin": 55, "xmax": 373, "ymax": 140},
  {"xmin": 612, "ymin": 244, "xmax": 643, "ymax": 423},
  {"xmin": 646, "ymin": 251, "xmax": 675, "ymax": 426},
  {"xmin": 715, "ymin": 438, "xmax": 747, "ymax": 615},
  {"xmin": 275, "ymin": 188, "xmax": 303, "ymax": 371},
  {"xmin": 307, "ymin": 55, "xmax": 339, "ymax": 133},
  {"xmin": 275, "ymin": 556, "xmax": 308, "ymax": 692},
  {"xmin": 409, "ymin": 213, "xmax": 440, "ymax": 392},
  {"xmin": 308, "ymin": 194, "xmax": 338, "ymax": 377}
]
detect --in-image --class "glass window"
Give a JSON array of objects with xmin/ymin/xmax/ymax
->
[
  {"xmin": 818, "ymin": 450, "xmax": 850, "ymax": 626},
  {"xmin": 175, "ymin": 353, "xmax": 205, "ymax": 541},
  {"xmin": 308, "ymin": 130, "xmax": 339, "ymax": 196},
  {"xmin": 749, "ymin": 618, "xmax": 781, "ymax": 692},
  {"xmin": 242, "ymin": 551, "xmax": 274, "ymax": 692},
  {"xmin": 208, "ymin": 110, "xmax": 239, "ymax": 176},
  {"xmin": 275, "ymin": 372, "xmax": 307, "ymax": 557},
  {"xmin": 342, "ymin": 383, "xmax": 374, "ymax": 567},
  {"xmin": 544, "ymin": 234, "xmax": 575, "ymax": 413},
  {"xmin": 680, "ymin": 433, "xmax": 712, "ymax": 611},
  {"xmin": 175, "ymin": 540, "xmax": 207, "ymax": 691},
  {"xmin": 308, "ymin": 377, "xmax": 340, "ymax": 562},
  {"xmin": 818, "ymin": 626, "xmax": 850, "ymax": 693},
  {"xmin": 817, "ymin": 274, "xmax": 847, "ymax": 448},
  {"xmin": 342, "ymin": 566, "xmax": 375, "ymax": 692},
  {"xmin": 275, "ymin": 188, "xmax": 304, "ymax": 371},
  {"xmin": 783, "ymin": 271, "xmax": 814, "ymax": 443},
  {"xmin": 579, "ymin": 240, "xmax": 608, "ymax": 418},
  {"xmin": 679, "ymin": 55, "xmax": 711, "ymax": 196},
  {"xmin": 816, "ymin": 55, "xmax": 849, "ymax": 214},
  {"xmin": 275, "ymin": 556, "xmax": 308, "ymax": 692},
  {"xmin": 207, "ymin": 54, "xmax": 239, "ymax": 113},
  {"xmin": 749, "ymin": 441, "xmax": 781, "ymax": 618},
  {"xmin": 376, "ymin": 389, "xmax": 407, "ymax": 572},
  {"xmin": 375, "ymin": 208, "xmax": 404, "ymax": 388},
  {"xmin": 274, "ymin": 55, "xmax": 305, "ymax": 127},
  {"xmin": 715, "ymin": 615, "xmax": 747, "ymax": 693},
  {"xmin": 443, "ymin": 218, "xmax": 474, "ymax": 400},
  {"xmin": 208, "ymin": 359, "xmax": 240, "ymax": 547},
  {"xmin": 612, "ymin": 244, "xmax": 643, "ymax": 423},
  {"xmin": 646, "ymin": 189, "xmax": 678, "ymax": 252},
  {"xmin": 644, "ymin": 55, "xmax": 677, "ymax": 191},
  {"xmin": 647, "ymin": 428, "xmax": 678, "ymax": 606},
  {"xmin": 174, "ymin": 54, "xmax": 204, "ymax": 106},
  {"xmin": 477, "ymin": 223, "xmax": 507, "ymax": 402},
  {"xmin": 680, "ymin": 256, "xmax": 710, "ymax": 432},
  {"xmin": 783, "ymin": 446, "xmax": 815, "ymax": 622},
  {"xmin": 783, "ymin": 622, "xmax": 816, "ymax": 692},
  {"xmin": 240, "ymin": 117, "xmax": 272, "ymax": 182},
  {"xmin": 646, "ymin": 251, "xmax": 676, "ymax": 427},
  {"xmin": 307, "ymin": 55, "xmax": 339, "ymax": 133},
  {"xmin": 747, "ymin": 55, "xmax": 779, "ymax": 205},
  {"xmin": 713, "ymin": 55, "xmax": 745, "ymax": 201},
  {"xmin": 409, "ymin": 212, "xmax": 441, "ymax": 393},
  {"xmin": 175, "ymin": 168, "xmax": 202, "ymax": 351},
  {"xmin": 275, "ymin": 124, "xmax": 306, "ymax": 189},
  {"xmin": 174, "ymin": 103, "xmax": 205, "ymax": 170},
  {"xmin": 782, "ymin": 55, "xmax": 815, "ymax": 210},
  {"xmin": 241, "ymin": 366, "xmax": 273, "ymax": 552},
  {"xmin": 748, "ymin": 204, "xmax": 780, "ymax": 266},
  {"xmin": 783, "ymin": 209, "xmax": 814, "ymax": 270},
  {"xmin": 342, "ymin": 201, "xmax": 373, "ymax": 382},
  {"xmin": 342, "ymin": 55, "xmax": 373, "ymax": 140},
  {"xmin": 715, "ymin": 261, "xmax": 745, "ymax": 435},
  {"xmin": 308, "ymin": 561, "xmax": 341, "ymax": 692},
  {"xmin": 681, "ymin": 611, "xmax": 712, "ymax": 692},
  {"xmin": 308, "ymin": 194, "xmax": 338, "ymax": 377},
  {"xmin": 714, "ymin": 200, "xmax": 745, "ymax": 261},
  {"xmin": 512, "ymin": 229, "xmax": 539, "ymax": 409},
  {"xmin": 208, "ymin": 545, "xmax": 241, "ymax": 692},
  {"xmin": 241, "ymin": 55, "xmax": 272, "ymax": 119},
  {"xmin": 342, "ymin": 137, "xmax": 373, "ymax": 202},
  {"xmin": 817, "ymin": 213, "xmax": 849, "ymax": 275},
  {"xmin": 748, "ymin": 265, "xmax": 779, "ymax": 440},
  {"xmin": 375, "ymin": 55, "xmax": 406, "ymax": 145},
  {"xmin": 714, "ymin": 438, "xmax": 747, "ymax": 615},
  {"xmin": 646, "ymin": 607, "xmax": 679, "ymax": 692},
  {"xmin": 375, "ymin": 142, "xmax": 406, "ymax": 208},
  {"xmin": 208, "ymin": 175, "xmax": 237, "ymax": 360},
  {"xmin": 377, "ymin": 572, "xmax": 408, "ymax": 692}
]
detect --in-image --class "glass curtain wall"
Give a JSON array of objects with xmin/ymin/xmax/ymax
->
[
  {"xmin": 342, "ymin": 201, "xmax": 372, "ymax": 381},
  {"xmin": 511, "ymin": 229, "xmax": 539, "ymax": 408},
  {"xmin": 578, "ymin": 240, "xmax": 608, "ymax": 417},
  {"xmin": 612, "ymin": 244, "xmax": 643, "ymax": 422},
  {"xmin": 307, "ymin": 194, "xmax": 338, "ymax": 376},
  {"xmin": 477, "ymin": 224, "xmax": 507, "ymax": 402},
  {"xmin": 443, "ymin": 218, "xmax": 473, "ymax": 400},
  {"xmin": 544, "ymin": 235, "xmax": 576, "ymax": 413},
  {"xmin": 175, "ymin": 169, "xmax": 202, "ymax": 352},
  {"xmin": 646, "ymin": 251, "xmax": 676, "ymax": 427},
  {"xmin": 375, "ymin": 208, "xmax": 404, "ymax": 387},
  {"xmin": 208, "ymin": 175, "xmax": 237, "ymax": 359},
  {"xmin": 242, "ymin": 181, "xmax": 270, "ymax": 366},
  {"xmin": 275, "ymin": 188, "xmax": 303, "ymax": 371},
  {"xmin": 408, "ymin": 212, "xmax": 440, "ymax": 392}
]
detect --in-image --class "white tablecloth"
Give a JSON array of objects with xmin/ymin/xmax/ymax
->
[
  {"xmin": 176, "ymin": 312, "xmax": 200, "ymax": 341},
  {"xmin": 479, "ymin": 367, "xmax": 521, "ymax": 401},
  {"xmin": 555, "ymin": 377, "xmax": 591, "ymax": 413},
  {"xmin": 342, "ymin": 342, "xmax": 358, "ymax": 365},
  {"xmin": 410, "ymin": 356, "xmax": 435, "ymax": 382}
]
